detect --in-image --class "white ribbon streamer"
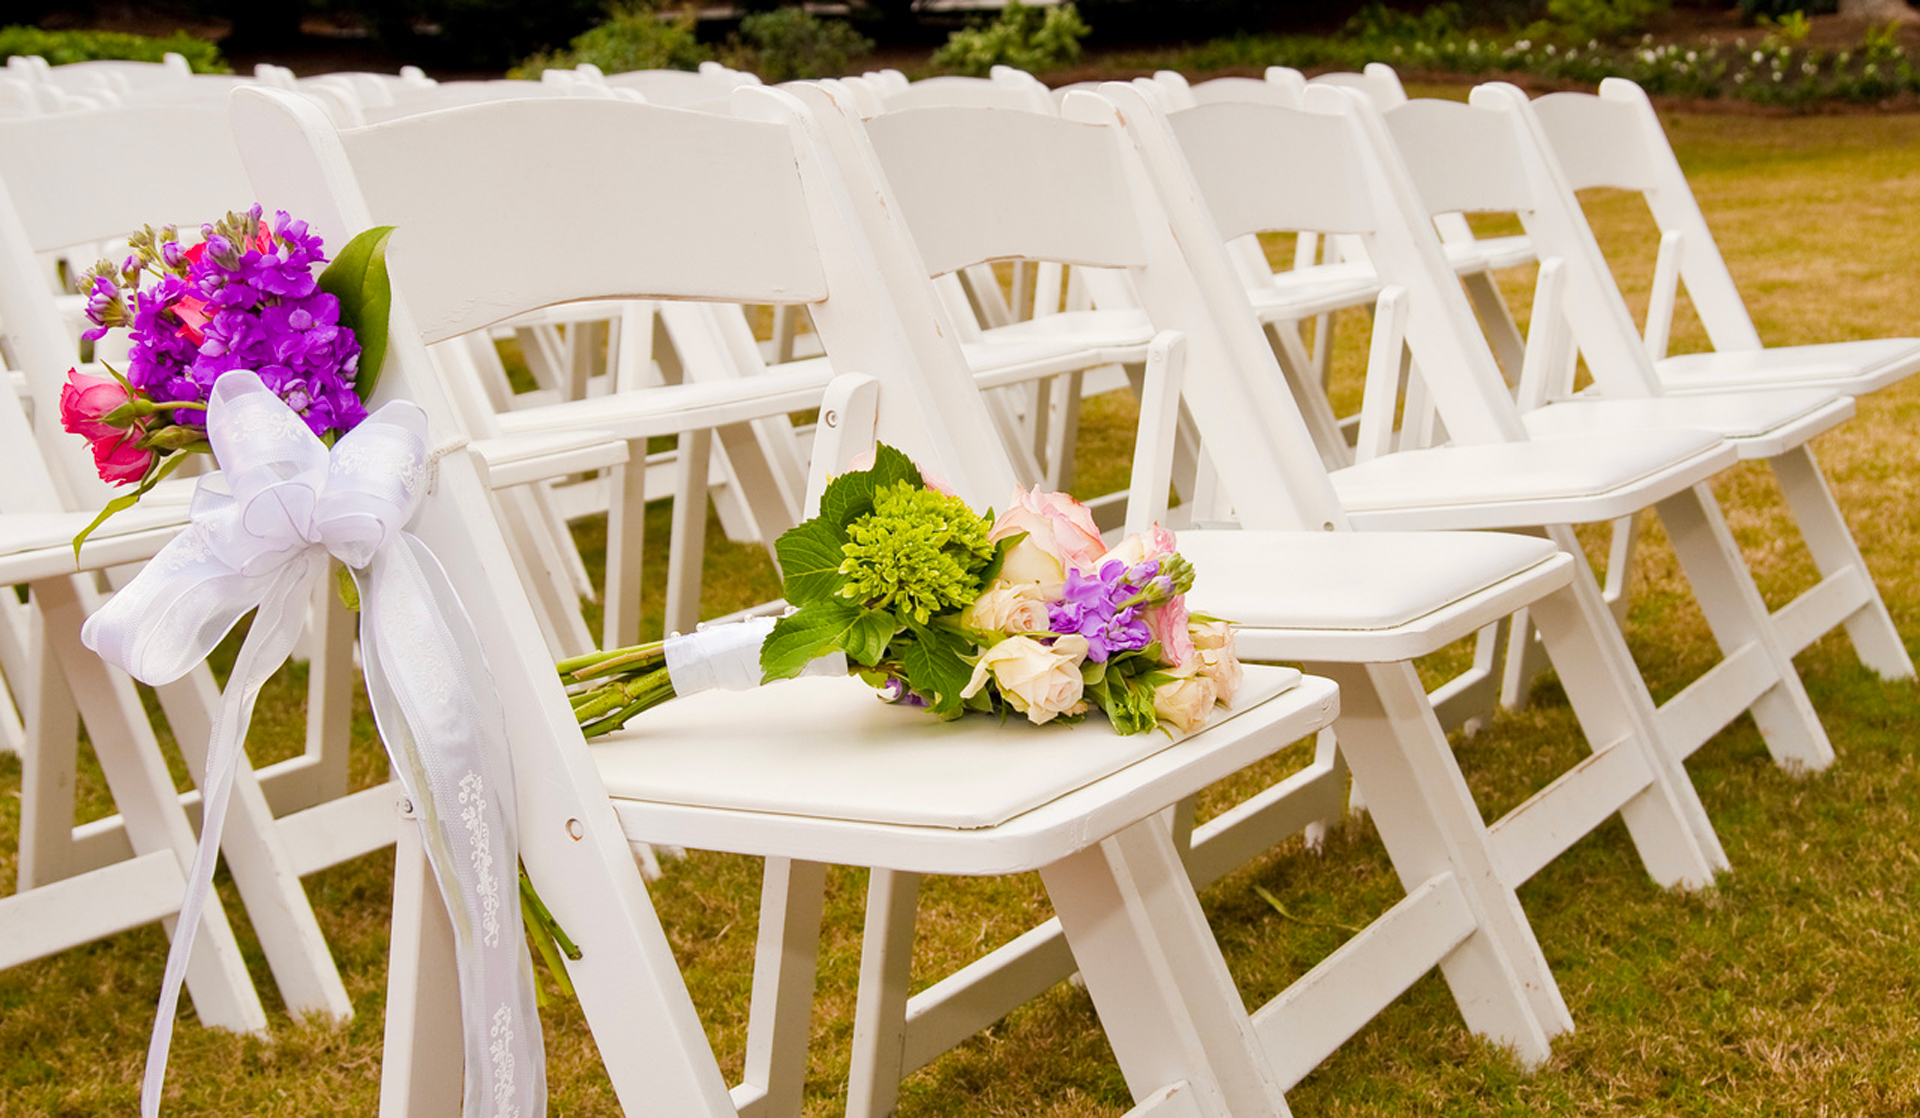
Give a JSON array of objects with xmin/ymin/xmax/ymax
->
[{"xmin": 82, "ymin": 371, "xmax": 544, "ymax": 1118}]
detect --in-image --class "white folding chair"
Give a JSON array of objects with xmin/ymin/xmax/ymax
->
[
  {"xmin": 0, "ymin": 369, "xmax": 272, "ymax": 1035},
  {"xmin": 768, "ymin": 81, "xmax": 1738, "ymax": 1114},
  {"xmin": 1529, "ymin": 76, "xmax": 1920, "ymax": 396},
  {"xmin": 1381, "ymin": 84, "xmax": 1913, "ymax": 689},
  {"xmin": 234, "ymin": 84, "xmax": 1348, "ymax": 1118}
]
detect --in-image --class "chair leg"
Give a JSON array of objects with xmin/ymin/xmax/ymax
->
[
  {"xmin": 1769, "ymin": 445, "xmax": 1915, "ymax": 679},
  {"xmin": 32, "ymin": 577, "xmax": 269, "ymax": 1034},
  {"xmin": 1042, "ymin": 817, "xmax": 1291, "ymax": 1118},
  {"xmin": 17, "ymin": 606, "xmax": 78, "ymax": 890},
  {"xmin": 1655, "ymin": 483, "xmax": 1834, "ymax": 771},
  {"xmin": 380, "ymin": 817, "xmax": 464, "ymax": 1118},
  {"xmin": 664, "ymin": 427, "xmax": 713, "ymax": 638},
  {"xmin": 1602, "ymin": 513, "xmax": 1641, "ymax": 629},
  {"xmin": 1310, "ymin": 660, "xmax": 1569, "ymax": 1052},
  {"xmin": 1526, "ymin": 543, "xmax": 1727, "ymax": 885},
  {"xmin": 741, "ymin": 858, "xmax": 827, "ymax": 1117},
  {"xmin": 846, "ymin": 869, "xmax": 920, "ymax": 1118}
]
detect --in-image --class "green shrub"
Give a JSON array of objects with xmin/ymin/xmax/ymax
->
[
  {"xmin": 511, "ymin": 5, "xmax": 712, "ymax": 78},
  {"xmin": 930, "ymin": 1, "xmax": 1090, "ymax": 77},
  {"xmin": 0, "ymin": 26, "xmax": 228, "ymax": 73},
  {"xmin": 1542, "ymin": 0, "xmax": 1669, "ymax": 44},
  {"xmin": 1737, "ymin": 0, "xmax": 1838, "ymax": 21},
  {"xmin": 732, "ymin": 7, "xmax": 872, "ymax": 82}
]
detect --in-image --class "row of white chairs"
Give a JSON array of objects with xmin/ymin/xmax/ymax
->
[{"xmin": 0, "ymin": 59, "xmax": 1911, "ymax": 1117}]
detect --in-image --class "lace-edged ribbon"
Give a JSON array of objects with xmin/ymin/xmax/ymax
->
[{"xmin": 82, "ymin": 371, "xmax": 545, "ymax": 1118}]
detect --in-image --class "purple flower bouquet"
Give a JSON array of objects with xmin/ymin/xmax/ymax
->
[{"xmin": 58, "ymin": 206, "xmax": 392, "ymax": 549}]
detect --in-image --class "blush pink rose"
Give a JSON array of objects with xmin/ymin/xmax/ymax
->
[
  {"xmin": 990, "ymin": 486, "xmax": 1106, "ymax": 575},
  {"xmin": 1147, "ymin": 598, "xmax": 1195, "ymax": 668},
  {"xmin": 58, "ymin": 367, "xmax": 134, "ymax": 442}
]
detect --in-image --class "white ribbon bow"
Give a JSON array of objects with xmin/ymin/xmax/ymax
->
[{"xmin": 84, "ymin": 371, "xmax": 544, "ymax": 1118}]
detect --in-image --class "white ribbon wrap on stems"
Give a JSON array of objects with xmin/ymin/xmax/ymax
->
[
  {"xmin": 664, "ymin": 615, "xmax": 846, "ymax": 693},
  {"xmin": 82, "ymin": 371, "xmax": 544, "ymax": 1118}
]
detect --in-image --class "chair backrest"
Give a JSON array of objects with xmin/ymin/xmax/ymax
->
[
  {"xmin": 1117, "ymin": 83, "xmax": 1532, "ymax": 445},
  {"xmin": 837, "ymin": 88, "xmax": 1350, "ymax": 531},
  {"xmin": 878, "ymin": 70, "xmax": 1055, "ymax": 114},
  {"xmin": 0, "ymin": 103, "xmax": 258, "ymax": 502},
  {"xmin": 1303, "ymin": 62, "xmax": 1409, "ymax": 108},
  {"xmin": 1377, "ymin": 85, "xmax": 1671, "ymax": 399},
  {"xmin": 1529, "ymin": 78, "xmax": 1763, "ymax": 352}
]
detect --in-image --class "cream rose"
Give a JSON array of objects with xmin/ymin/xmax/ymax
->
[
  {"xmin": 1152, "ymin": 668, "xmax": 1219, "ymax": 734},
  {"xmin": 962, "ymin": 634, "xmax": 1090, "ymax": 725},
  {"xmin": 1098, "ymin": 524, "xmax": 1177, "ymax": 570},
  {"xmin": 1190, "ymin": 620, "xmax": 1242, "ymax": 707},
  {"xmin": 962, "ymin": 580, "xmax": 1054, "ymax": 637},
  {"xmin": 995, "ymin": 536, "xmax": 1067, "ymax": 597}
]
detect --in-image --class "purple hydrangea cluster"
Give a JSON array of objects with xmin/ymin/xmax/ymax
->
[
  {"xmin": 1047, "ymin": 559, "xmax": 1159, "ymax": 663},
  {"xmin": 88, "ymin": 206, "xmax": 367, "ymax": 439}
]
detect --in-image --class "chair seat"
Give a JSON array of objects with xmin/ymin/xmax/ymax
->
[
  {"xmin": 1332, "ymin": 429, "xmax": 1735, "ymax": 530},
  {"xmin": 597, "ymin": 664, "xmax": 1301, "ymax": 830},
  {"xmin": 0, "ymin": 504, "xmax": 187, "ymax": 583},
  {"xmin": 1247, "ymin": 262, "xmax": 1382, "ymax": 322},
  {"xmin": 1524, "ymin": 389, "xmax": 1854, "ymax": 459},
  {"xmin": 495, "ymin": 366, "xmax": 833, "ymax": 440},
  {"xmin": 1181, "ymin": 530, "xmax": 1559, "ymax": 632},
  {"xmin": 1656, "ymin": 338, "xmax": 1920, "ymax": 397},
  {"xmin": 1444, "ymin": 233, "xmax": 1535, "ymax": 273},
  {"xmin": 599, "ymin": 666, "xmax": 1336, "ymax": 875}
]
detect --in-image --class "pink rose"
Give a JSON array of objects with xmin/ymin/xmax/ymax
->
[
  {"xmin": 90, "ymin": 428, "xmax": 155, "ymax": 486},
  {"xmin": 1148, "ymin": 598, "xmax": 1195, "ymax": 668},
  {"xmin": 990, "ymin": 486, "xmax": 1106, "ymax": 576},
  {"xmin": 58, "ymin": 367, "xmax": 134, "ymax": 442}
]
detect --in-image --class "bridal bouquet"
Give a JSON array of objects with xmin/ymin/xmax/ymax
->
[
  {"xmin": 59, "ymin": 205, "xmax": 392, "ymax": 548},
  {"xmin": 562, "ymin": 445, "xmax": 1241, "ymax": 737}
]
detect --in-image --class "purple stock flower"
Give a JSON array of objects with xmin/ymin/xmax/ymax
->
[
  {"xmin": 1047, "ymin": 559, "xmax": 1154, "ymax": 663},
  {"xmin": 104, "ymin": 207, "xmax": 366, "ymax": 439}
]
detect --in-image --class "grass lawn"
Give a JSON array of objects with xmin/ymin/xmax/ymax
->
[{"xmin": 6, "ymin": 99, "xmax": 1920, "ymax": 1116}]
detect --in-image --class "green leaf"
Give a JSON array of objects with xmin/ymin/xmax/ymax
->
[
  {"xmin": 845, "ymin": 608, "xmax": 899, "ymax": 668},
  {"xmin": 317, "ymin": 225, "xmax": 394, "ymax": 401},
  {"xmin": 816, "ymin": 441, "xmax": 924, "ymax": 533},
  {"xmin": 978, "ymin": 530, "xmax": 1023, "ymax": 586},
  {"xmin": 898, "ymin": 623, "xmax": 975, "ymax": 717},
  {"xmin": 761, "ymin": 599, "xmax": 892, "ymax": 682},
  {"xmin": 70, "ymin": 450, "xmax": 193, "ymax": 559},
  {"xmin": 773, "ymin": 517, "xmax": 847, "ymax": 605}
]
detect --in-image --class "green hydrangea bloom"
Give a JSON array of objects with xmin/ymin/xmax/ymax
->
[{"xmin": 838, "ymin": 481, "xmax": 995, "ymax": 624}]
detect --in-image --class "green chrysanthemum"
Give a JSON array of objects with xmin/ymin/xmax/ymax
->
[{"xmin": 837, "ymin": 480, "xmax": 995, "ymax": 624}]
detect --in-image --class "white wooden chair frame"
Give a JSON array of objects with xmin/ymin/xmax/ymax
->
[
  {"xmin": 757, "ymin": 82, "xmax": 1747, "ymax": 1116},
  {"xmin": 234, "ymin": 84, "xmax": 1351, "ymax": 1118}
]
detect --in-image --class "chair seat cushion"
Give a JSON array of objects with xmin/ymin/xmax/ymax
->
[
  {"xmin": 1247, "ymin": 262, "xmax": 1381, "ymax": 321},
  {"xmin": 1444, "ymin": 233, "xmax": 1535, "ymax": 273},
  {"xmin": 979, "ymin": 308, "xmax": 1155, "ymax": 352},
  {"xmin": 1656, "ymin": 338, "xmax": 1920, "ymax": 395},
  {"xmin": 592, "ymin": 664, "xmax": 1301, "ymax": 830},
  {"xmin": 1524, "ymin": 387, "xmax": 1845, "ymax": 441},
  {"xmin": 1332, "ymin": 429, "xmax": 1725, "ymax": 512},
  {"xmin": 1180, "ymin": 530, "xmax": 1559, "ymax": 632}
]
